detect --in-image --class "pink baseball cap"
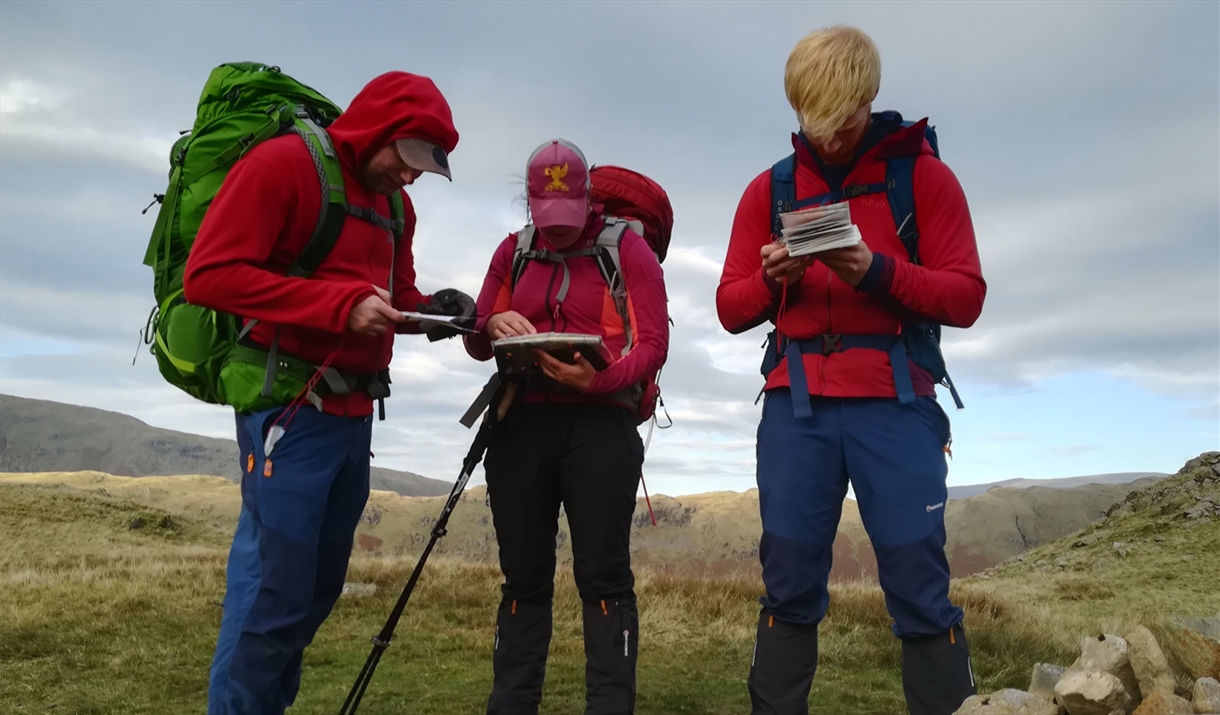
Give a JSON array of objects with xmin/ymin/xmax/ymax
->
[{"xmin": 526, "ymin": 139, "xmax": 590, "ymax": 229}]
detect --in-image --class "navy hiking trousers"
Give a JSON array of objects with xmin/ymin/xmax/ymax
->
[
  {"xmin": 755, "ymin": 389, "xmax": 964, "ymax": 638},
  {"xmin": 208, "ymin": 405, "xmax": 372, "ymax": 715}
]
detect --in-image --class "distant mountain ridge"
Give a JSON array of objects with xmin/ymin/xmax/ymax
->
[
  {"xmin": 947, "ymin": 472, "xmax": 1167, "ymax": 500},
  {"xmin": 0, "ymin": 393, "xmax": 450, "ymax": 497}
]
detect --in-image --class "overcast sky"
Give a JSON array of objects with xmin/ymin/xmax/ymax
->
[{"xmin": 1, "ymin": 0, "xmax": 1216, "ymax": 497}]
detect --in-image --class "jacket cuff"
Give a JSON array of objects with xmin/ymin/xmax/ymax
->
[
  {"xmin": 761, "ymin": 268, "xmax": 783, "ymax": 295},
  {"xmin": 856, "ymin": 253, "xmax": 895, "ymax": 294},
  {"xmin": 762, "ymin": 267, "xmax": 804, "ymax": 301}
]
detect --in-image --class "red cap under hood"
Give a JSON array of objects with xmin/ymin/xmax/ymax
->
[{"xmin": 326, "ymin": 71, "xmax": 460, "ymax": 176}]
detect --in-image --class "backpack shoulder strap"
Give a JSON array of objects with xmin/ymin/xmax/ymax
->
[
  {"xmin": 287, "ymin": 110, "xmax": 347, "ymax": 278},
  {"xmin": 595, "ymin": 219, "xmax": 632, "ymax": 356},
  {"xmin": 885, "ymin": 155, "xmax": 919, "ymax": 265},
  {"xmin": 769, "ymin": 153, "xmax": 797, "ymax": 237},
  {"xmin": 886, "ymin": 121, "xmax": 940, "ymax": 265},
  {"xmin": 287, "ymin": 110, "xmax": 406, "ymax": 274},
  {"xmin": 387, "ymin": 192, "xmax": 406, "ymax": 243},
  {"xmin": 510, "ymin": 224, "xmax": 537, "ymax": 288}
]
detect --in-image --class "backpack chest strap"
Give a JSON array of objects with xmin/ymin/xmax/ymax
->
[
  {"xmin": 345, "ymin": 204, "xmax": 404, "ymax": 235},
  {"xmin": 511, "ymin": 220, "xmax": 632, "ymax": 353},
  {"xmin": 518, "ymin": 247, "xmax": 575, "ymax": 309}
]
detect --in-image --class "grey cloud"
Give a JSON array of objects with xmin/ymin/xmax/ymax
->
[{"xmin": 0, "ymin": 0, "xmax": 1215, "ymax": 494}]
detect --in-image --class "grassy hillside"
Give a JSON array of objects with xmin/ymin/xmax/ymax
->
[
  {"xmin": 0, "ymin": 466, "xmax": 1161, "ymax": 583},
  {"xmin": 970, "ymin": 451, "xmax": 1220, "ymax": 687},
  {"xmin": 0, "ymin": 479, "xmax": 1084, "ymax": 714},
  {"xmin": 1, "ymin": 457, "xmax": 1214, "ymax": 714},
  {"xmin": 0, "ymin": 393, "xmax": 450, "ymax": 497}
]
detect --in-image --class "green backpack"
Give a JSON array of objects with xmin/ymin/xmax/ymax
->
[{"xmin": 140, "ymin": 62, "xmax": 404, "ymax": 413}]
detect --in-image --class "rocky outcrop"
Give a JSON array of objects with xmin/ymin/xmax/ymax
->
[
  {"xmin": 1128, "ymin": 625, "xmax": 1179, "ymax": 698},
  {"xmin": 1078, "ymin": 633, "xmax": 1142, "ymax": 706},
  {"xmin": 956, "ymin": 623, "xmax": 1220, "ymax": 715},
  {"xmin": 955, "ymin": 689, "xmax": 1060, "ymax": 715},
  {"xmin": 1163, "ymin": 614, "xmax": 1220, "ymax": 681},
  {"xmin": 1130, "ymin": 691, "xmax": 1194, "ymax": 714},
  {"xmin": 1055, "ymin": 670, "xmax": 1132, "ymax": 715},
  {"xmin": 1192, "ymin": 678, "xmax": 1220, "ymax": 714}
]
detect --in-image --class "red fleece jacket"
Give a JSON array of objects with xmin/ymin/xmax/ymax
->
[
  {"xmin": 464, "ymin": 213, "xmax": 669, "ymax": 405},
  {"xmin": 716, "ymin": 120, "xmax": 986, "ymax": 399},
  {"xmin": 183, "ymin": 72, "xmax": 459, "ymax": 417}
]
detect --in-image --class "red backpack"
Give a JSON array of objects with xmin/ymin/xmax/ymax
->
[
  {"xmin": 508, "ymin": 165, "xmax": 673, "ymax": 423},
  {"xmin": 589, "ymin": 165, "xmax": 674, "ymax": 263}
]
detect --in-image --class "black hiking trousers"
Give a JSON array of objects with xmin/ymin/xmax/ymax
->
[{"xmin": 483, "ymin": 401, "xmax": 644, "ymax": 715}]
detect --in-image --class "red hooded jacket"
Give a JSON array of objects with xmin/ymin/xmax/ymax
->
[
  {"xmin": 716, "ymin": 119, "xmax": 985, "ymax": 399},
  {"xmin": 463, "ymin": 212, "xmax": 669, "ymax": 407},
  {"xmin": 183, "ymin": 72, "xmax": 459, "ymax": 417}
]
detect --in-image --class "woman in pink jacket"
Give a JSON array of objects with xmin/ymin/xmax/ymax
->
[{"xmin": 463, "ymin": 138, "xmax": 669, "ymax": 715}]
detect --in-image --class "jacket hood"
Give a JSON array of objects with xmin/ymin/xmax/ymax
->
[{"xmin": 327, "ymin": 71, "xmax": 460, "ymax": 173}]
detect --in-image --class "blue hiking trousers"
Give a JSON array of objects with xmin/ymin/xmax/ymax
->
[
  {"xmin": 755, "ymin": 389, "xmax": 964, "ymax": 639},
  {"xmin": 207, "ymin": 405, "xmax": 372, "ymax": 715}
]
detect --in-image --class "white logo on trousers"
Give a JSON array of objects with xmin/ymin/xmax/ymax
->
[{"xmin": 926, "ymin": 502, "xmax": 944, "ymax": 513}]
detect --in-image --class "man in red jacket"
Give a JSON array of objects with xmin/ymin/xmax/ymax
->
[
  {"xmin": 717, "ymin": 26, "xmax": 986, "ymax": 715},
  {"xmin": 183, "ymin": 71, "xmax": 471, "ymax": 715}
]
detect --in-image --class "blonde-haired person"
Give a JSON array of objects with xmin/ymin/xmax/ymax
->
[{"xmin": 716, "ymin": 25, "xmax": 985, "ymax": 715}]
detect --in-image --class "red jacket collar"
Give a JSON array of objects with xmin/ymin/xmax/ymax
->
[{"xmin": 791, "ymin": 116, "xmax": 931, "ymax": 176}]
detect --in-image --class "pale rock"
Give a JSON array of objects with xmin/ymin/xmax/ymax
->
[
  {"xmin": 1194, "ymin": 677, "xmax": 1220, "ymax": 714},
  {"xmin": 1126, "ymin": 626, "xmax": 1177, "ymax": 696},
  {"xmin": 1130, "ymin": 691, "xmax": 1193, "ymax": 715},
  {"xmin": 341, "ymin": 582, "xmax": 377, "ymax": 598},
  {"xmin": 953, "ymin": 689, "xmax": 1060, "ymax": 715},
  {"xmin": 1081, "ymin": 634, "xmax": 1143, "ymax": 705},
  {"xmin": 1030, "ymin": 663, "xmax": 1068, "ymax": 700},
  {"xmin": 1055, "ymin": 671, "xmax": 1131, "ymax": 715}
]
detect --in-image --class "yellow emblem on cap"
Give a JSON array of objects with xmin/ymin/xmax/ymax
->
[{"xmin": 543, "ymin": 163, "xmax": 569, "ymax": 192}]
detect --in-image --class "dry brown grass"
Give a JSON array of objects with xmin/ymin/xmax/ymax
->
[{"xmin": 2, "ymin": 470, "xmax": 1215, "ymax": 714}]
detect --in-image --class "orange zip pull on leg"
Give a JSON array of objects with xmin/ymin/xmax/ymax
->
[
  {"xmin": 949, "ymin": 627, "xmax": 956, "ymax": 645},
  {"xmin": 511, "ymin": 600, "xmax": 517, "ymax": 615},
  {"xmin": 247, "ymin": 454, "xmax": 254, "ymax": 473},
  {"xmin": 768, "ymin": 615, "xmax": 774, "ymax": 628},
  {"xmin": 601, "ymin": 600, "xmax": 608, "ymax": 616},
  {"xmin": 263, "ymin": 459, "xmax": 273, "ymax": 478}
]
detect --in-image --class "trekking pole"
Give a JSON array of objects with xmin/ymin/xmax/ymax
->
[{"xmin": 337, "ymin": 381, "xmax": 517, "ymax": 715}]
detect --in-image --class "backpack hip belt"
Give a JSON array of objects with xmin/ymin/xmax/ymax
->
[
  {"xmin": 230, "ymin": 338, "xmax": 391, "ymax": 413},
  {"xmin": 761, "ymin": 330, "xmax": 915, "ymax": 420}
]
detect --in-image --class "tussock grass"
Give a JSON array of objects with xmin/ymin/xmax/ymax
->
[{"xmin": 2, "ymin": 473, "xmax": 1215, "ymax": 714}]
